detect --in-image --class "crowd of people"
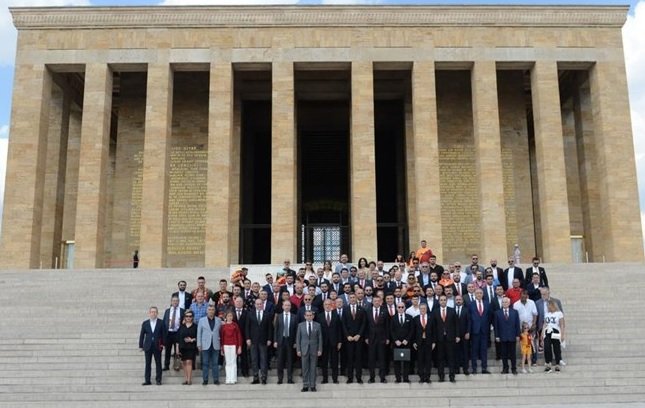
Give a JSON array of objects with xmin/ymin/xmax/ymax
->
[{"xmin": 139, "ymin": 240, "xmax": 566, "ymax": 390}]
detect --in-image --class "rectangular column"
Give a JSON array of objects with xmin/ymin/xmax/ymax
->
[
  {"xmin": 411, "ymin": 61, "xmax": 443, "ymax": 261},
  {"xmin": 205, "ymin": 62, "xmax": 234, "ymax": 267},
  {"xmin": 271, "ymin": 62, "xmax": 297, "ymax": 264},
  {"xmin": 350, "ymin": 61, "xmax": 378, "ymax": 261},
  {"xmin": 471, "ymin": 61, "xmax": 508, "ymax": 262},
  {"xmin": 0, "ymin": 64, "xmax": 51, "ymax": 269},
  {"xmin": 139, "ymin": 63, "xmax": 173, "ymax": 268},
  {"xmin": 589, "ymin": 61, "xmax": 644, "ymax": 261},
  {"xmin": 74, "ymin": 64, "xmax": 113, "ymax": 268},
  {"xmin": 530, "ymin": 61, "xmax": 571, "ymax": 262}
]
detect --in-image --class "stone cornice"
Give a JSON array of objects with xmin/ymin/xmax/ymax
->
[{"xmin": 10, "ymin": 5, "xmax": 629, "ymax": 30}]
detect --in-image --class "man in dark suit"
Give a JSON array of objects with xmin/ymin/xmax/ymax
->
[
  {"xmin": 489, "ymin": 285, "xmax": 506, "ymax": 360},
  {"xmin": 454, "ymin": 295, "xmax": 470, "ymax": 375},
  {"xmin": 365, "ymin": 296, "xmax": 389, "ymax": 383},
  {"xmin": 245, "ymin": 298, "xmax": 273, "ymax": 384},
  {"xmin": 317, "ymin": 299, "xmax": 343, "ymax": 384},
  {"xmin": 494, "ymin": 297, "xmax": 521, "ymax": 374},
  {"xmin": 262, "ymin": 273, "xmax": 275, "ymax": 297},
  {"xmin": 171, "ymin": 280, "xmax": 192, "ymax": 310},
  {"xmin": 500, "ymin": 258, "xmax": 524, "ymax": 291},
  {"xmin": 162, "ymin": 296, "xmax": 184, "ymax": 371},
  {"xmin": 312, "ymin": 282, "xmax": 331, "ymax": 310},
  {"xmin": 139, "ymin": 306, "xmax": 165, "ymax": 386},
  {"xmin": 468, "ymin": 288, "xmax": 492, "ymax": 374},
  {"xmin": 413, "ymin": 303, "xmax": 433, "ymax": 383},
  {"xmin": 525, "ymin": 257, "xmax": 549, "ymax": 288},
  {"xmin": 341, "ymin": 293, "xmax": 366, "ymax": 383},
  {"xmin": 431, "ymin": 295, "xmax": 459, "ymax": 382},
  {"xmin": 273, "ymin": 300, "xmax": 297, "ymax": 384},
  {"xmin": 297, "ymin": 294, "xmax": 319, "ymax": 323},
  {"xmin": 232, "ymin": 297, "xmax": 249, "ymax": 377},
  {"xmin": 390, "ymin": 301, "xmax": 413, "ymax": 383}
]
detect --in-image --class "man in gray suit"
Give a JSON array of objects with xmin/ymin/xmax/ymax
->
[
  {"xmin": 197, "ymin": 304, "xmax": 222, "ymax": 385},
  {"xmin": 296, "ymin": 309, "xmax": 323, "ymax": 392}
]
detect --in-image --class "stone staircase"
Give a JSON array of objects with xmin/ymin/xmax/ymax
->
[{"xmin": 0, "ymin": 263, "xmax": 644, "ymax": 407}]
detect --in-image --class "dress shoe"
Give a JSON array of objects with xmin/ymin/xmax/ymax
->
[
  {"xmin": 213, "ymin": 380, "xmax": 220, "ymax": 385},
  {"xmin": 356, "ymin": 378, "xmax": 363, "ymax": 384},
  {"xmin": 501, "ymin": 368, "xmax": 509, "ymax": 374},
  {"xmin": 449, "ymin": 377, "xmax": 456, "ymax": 383},
  {"xmin": 162, "ymin": 367, "xmax": 170, "ymax": 371},
  {"xmin": 438, "ymin": 376, "xmax": 445, "ymax": 383},
  {"xmin": 261, "ymin": 378, "xmax": 267, "ymax": 384},
  {"xmin": 463, "ymin": 369, "xmax": 470, "ymax": 376},
  {"xmin": 512, "ymin": 369, "xmax": 518, "ymax": 375},
  {"xmin": 482, "ymin": 370, "xmax": 492, "ymax": 374},
  {"xmin": 301, "ymin": 387, "xmax": 309, "ymax": 392},
  {"xmin": 251, "ymin": 378, "xmax": 260, "ymax": 384},
  {"xmin": 156, "ymin": 381, "xmax": 162, "ymax": 386},
  {"xmin": 368, "ymin": 378, "xmax": 375, "ymax": 383},
  {"xmin": 395, "ymin": 378, "xmax": 401, "ymax": 383},
  {"xmin": 321, "ymin": 379, "xmax": 329, "ymax": 384},
  {"xmin": 333, "ymin": 379, "xmax": 339, "ymax": 384},
  {"xmin": 310, "ymin": 387, "xmax": 317, "ymax": 392},
  {"xmin": 427, "ymin": 379, "xmax": 432, "ymax": 384},
  {"xmin": 277, "ymin": 379, "xmax": 283, "ymax": 385},
  {"xmin": 419, "ymin": 378, "xmax": 425, "ymax": 384},
  {"xmin": 287, "ymin": 379, "xmax": 295, "ymax": 384},
  {"xmin": 381, "ymin": 378, "xmax": 387, "ymax": 383},
  {"xmin": 141, "ymin": 382, "xmax": 152, "ymax": 386},
  {"xmin": 404, "ymin": 378, "xmax": 410, "ymax": 383},
  {"xmin": 347, "ymin": 378, "xmax": 354, "ymax": 384},
  {"xmin": 202, "ymin": 380, "xmax": 208, "ymax": 385}
]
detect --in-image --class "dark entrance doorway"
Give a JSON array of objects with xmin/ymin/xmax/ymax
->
[{"xmin": 296, "ymin": 68, "xmax": 351, "ymax": 263}]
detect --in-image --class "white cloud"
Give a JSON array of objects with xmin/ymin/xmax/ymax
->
[
  {"xmin": 0, "ymin": 0, "xmax": 90, "ymax": 66},
  {"xmin": 623, "ymin": 1, "xmax": 645, "ymax": 248},
  {"xmin": 0, "ymin": 124, "xmax": 8, "ymax": 138}
]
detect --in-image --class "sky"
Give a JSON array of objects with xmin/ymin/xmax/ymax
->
[{"xmin": 0, "ymin": 0, "xmax": 644, "ymax": 249}]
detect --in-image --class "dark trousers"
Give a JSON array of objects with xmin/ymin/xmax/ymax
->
[
  {"xmin": 239, "ymin": 343, "xmax": 249, "ymax": 376},
  {"xmin": 345, "ymin": 340, "xmax": 363, "ymax": 380},
  {"xmin": 339, "ymin": 340, "xmax": 348, "ymax": 376},
  {"xmin": 470, "ymin": 333, "xmax": 488, "ymax": 371},
  {"xmin": 392, "ymin": 348, "xmax": 409, "ymax": 380},
  {"xmin": 144, "ymin": 349, "xmax": 162, "ymax": 383},
  {"xmin": 276, "ymin": 339, "xmax": 294, "ymax": 381},
  {"xmin": 455, "ymin": 337, "xmax": 469, "ymax": 372},
  {"xmin": 544, "ymin": 333, "xmax": 562, "ymax": 365},
  {"xmin": 368, "ymin": 340, "xmax": 387, "ymax": 380},
  {"xmin": 436, "ymin": 338, "xmax": 456, "ymax": 379},
  {"xmin": 500, "ymin": 341, "xmax": 517, "ymax": 371},
  {"xmin": 164, "ymin": 331, "xmax": 178, "ymax": 368},
  {"xmin": 320, "ymin": 343, "xmax": 339, "ymax": 381},
  {"xmin": 416, "ymin": 342, "xmax": 432, "ymax": 380},
  {"xmin": 250, "ymin": 342, "xmax": 268, "ymax": 379},
  {"xmin": 494, "ymin": 335, "xmax": 502, "ymax": 359}
]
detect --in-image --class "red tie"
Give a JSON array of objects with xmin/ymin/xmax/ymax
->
[
  {"xmin": 441, "ymin": 308, "xmax": 446, "ymax": 322},
  {"xmin": 505, "ymin": 309, "xmax": 509, "ymax": 320},
  {"xmin": 374, "ymin": 309, "xmax": 378, "ymax": 321},
  {"xmin": 478, "ymin": 301, "xmax": 483, "ymax": 316},
  {"xmin": 389, "ymin": 305, "xmax": 394, "ymax": 316},
  {"xmin": 421, "ymin": 314, "xmax": 426, "ymax": 328}
]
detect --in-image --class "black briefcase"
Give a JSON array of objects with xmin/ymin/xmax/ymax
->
[{"xmin": 393, "ymin": 348, "xmax": 410, "ymax": 362}]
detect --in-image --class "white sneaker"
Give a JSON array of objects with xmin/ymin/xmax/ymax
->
[
  {"xmin": 528, "ymin": 368, "xmax": 534, "ymax": 373},
  {"xmin": 522, "ymin": 368, "xmax": 527, "ymax": 374},
  {"xmin": 559, "ymin": 360, "xmax": 566, "ymax": 366}
]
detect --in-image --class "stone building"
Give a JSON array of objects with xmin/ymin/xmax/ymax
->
[{"xmin": 1, "ymin": 5, "xmax": 642, "ymax": 269}]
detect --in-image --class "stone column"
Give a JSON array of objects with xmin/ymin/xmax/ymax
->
[
  {"xmin": 589, "ymin": 61, "xmax": 644, "ymax": 261},
  {"xmin": 61, "ymin": 106, "xmax": 81, "ymax": 243},
  {"xmin": 350, "ymin": 61, "xmax": 378, "ymax": 261},
  {"xmin": 271, "ymin": 62, "xmax": 297, "ymax": 264},
  {"xmin": 530, "ymin": 61, "xmax": 571, "ymax": 262},
  {"xmin": 139, "ymin": 63, "xmax": 173, "ymax": 268},
  {"xmin": 411, "ymin": 61, "xmax": 443, "ymax": 261},
  {"xmin": 471, "ymin": 61, "xmax": 508, "ymax": 262},
  {"xmin": 74, "ymin": 64, "xmax": 113, "ymax": 268},
  {"xmin": 205, "ymin": 62, "xmax": 234, "ymax": 267},
  {"xmin": 0, "ymin": 64, "xmax": 51, "ymax": 269}
]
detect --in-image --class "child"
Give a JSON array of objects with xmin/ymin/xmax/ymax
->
[{"xmin": 519, "ymin": 322, "xmax": 533, "ymax": 373}]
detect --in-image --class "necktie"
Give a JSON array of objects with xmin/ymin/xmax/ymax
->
[
  {"xmin": 257, "ymin": 311, "xmax": 261, "ymax": 324},
  {"xmin": 441, "ymin": 308, "xmax": 446, "ymax": 322},
  {"xmin": 170, "ymin": 307, "xmax": 176, "ymax": 331},
  {"xmin": 326, "ymin": 312, "xmax": 331, "ymax": 326},
  {"xmin": 400, "ymin": 315, "xmax": 404, "ymax": 325},
  {"xmin": 373, "ymin": 309, "xmax": 378, "ymax": 322},
  {"xmin": 308, "ymin": 322, "xmax": 312, "ymax": 337},
  {"xmin": 284, "ymin": 314, "xmax": 289, "ymax": 337},
  {"xmin": 478, "ymin": 301, "xmax": 483, "ymax": 316},
  {"xmin": 505, "ymin": 309, "xmax": 509, "ymax": 320},
  {"xmin": 457, "ymin": 306, "xmax": 461, "ymax": 317},
  {"xmin": 389, "ymin": 305, "xmax": 394, "ymax": 316},
  {"xmin": 352, "ymin": 306, "xmax": 356, "ymax": 318},
  {"xmin": 236, "ymin": 309, "xmax": 241, "ymax": 320},
  {"xmin": 421, "ymin": 314, "xmax": 426, "ymax": 328}
]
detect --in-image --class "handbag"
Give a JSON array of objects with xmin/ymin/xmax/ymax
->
[
  {"xmin": 173, "ymin": 354, "xmax": 181, "ymax": 371},
  {"xmin": 393, "ymin": 348, "xmax": 411, "ymax": 362},
  {"xmin": 551, "ymin": 332, "xmax": 561, "ymax": 341}
]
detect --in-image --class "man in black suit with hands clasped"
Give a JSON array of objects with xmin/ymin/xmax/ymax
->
[
  {"xmin": 432, "ymin": 295, "xmax": 460, "ymax": 383},
  {"xmin": 139, "ymin": 306, "xmax": 165, "ymax": 386}
]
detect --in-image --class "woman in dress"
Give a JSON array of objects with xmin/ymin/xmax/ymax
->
[
  {"xmin": 178, "ymin": 310, "xmax": 198, "ymax": 384},
  {"xmin": 220, "ymin": 311, "xmax": 243, "ymax": 384},
  {"xmin": 541, "ymin": 300, "xmax": 566, "ymax": 373}
]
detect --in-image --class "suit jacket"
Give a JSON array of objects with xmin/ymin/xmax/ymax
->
[
  {"xmin": 297, "ymin": 305, "xmax": 319, "ymax": 323},
  {"xmin": 524, "ymin": 266, "xmax": 549, "ymax": 288},
  {"xmin": 296, "ymin": 320, "xmax": 323, "ymax": 356},
  {"xmin": 341, "ymin": 304, "xmax": 366, "ymax": 338},
  {"xmin": 451, "ymin": 282, "xmax": 468, "ymax": 298},
  {"xmin": 535, "ymin": 297, "xmax": 563, "ymax": 330},
  {"xmin": 431, "ymin": 307, "xmax": 459, "ymax": 342},
  {"xmin": 245, "ymin": 310, "xmax": 273, "ymax": 345},
  {"xmin": 262, "ymin": 284, "xmax": 274, "ymax": 298},
  {"xmin": 312, "ymin": 292, "xmax": 332, "ymax": 310},
  {"xmin": 365, "ymin": 305, "xmax": 389, "ymax": 344},
  {"xmin": 390, "ymin": 313, "xmax": 413, "ymax": 345},
  {"xmin": 527, "ymin": 283, "xmax": 544, "ymax": 302},
  {"xmin": 413, "ymin": 313, "xmax": 433, "ymax": 345},
  {"xmin": 467, "ymin": 300, "xmax": 492, "ymax": 335},
  {"xmin": 162, "ymin": 306, "xmax": 185, "ymax": 340},
  {"xmin": 171, "ymin": 291, "xmax": 193, "ymax": 310},
  {"xmin": 273, "ymin": 311, "xmax": 298, "ymax": 347},
  {"xmin": 233, "ymin": 309, "xmax": 248, "ymax": 338},
  {"xmin": 490, "ymin": 296, "xmax": 505, "ymax": 312},
  {"xmin": 330, "ymin": 281, "xmax": 342, "ymax": 294},
  {"xmin": 494, "ymin": 308, "xmax": 521, "ymax": 341},
  {"xmin": 463, "ymin": 292, "xmax": 477, "ymax": 306},
  {"xmin": 139, "ymin": 319, "xmax": 165, "ymax": 351},
  {"xmin": 500, "ymin": 267, "xmax": 524, "ymax": 291},
  {"xmin": 316, "ymin": 310, "xmax": 343, "ymax": 347},
  {"xmin": 197, "ymin": 316, "xmax": 222, "ymax": 350},
  {"xmin": 482, "ymin": 285, "xmax": 496, "ymax": 303},
  {"xmin": 454, "ymin": 304, "xmax": 470, "ymax": 338}
]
